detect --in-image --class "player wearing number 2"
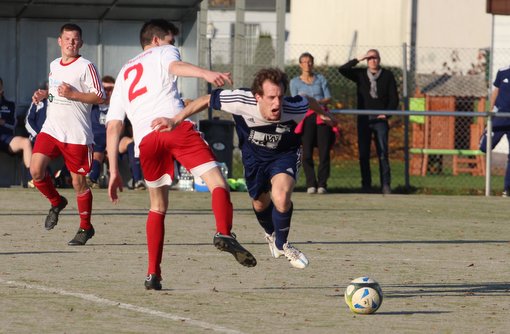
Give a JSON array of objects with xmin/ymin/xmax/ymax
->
[{"xmin": 106, "ymin": 19, "xmax": 256, "ymax": 290}]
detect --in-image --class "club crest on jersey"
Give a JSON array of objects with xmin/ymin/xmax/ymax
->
[
  {"xmin": 48, "ymin": 93, "xmax": 54, "ymax": 102},
  {"xmin": 275, "ymin": 124, "xmax": 291, "ymax": 134},
  {"xmin": 248, "ymin": 130, "xmax": 281, "ymax": 149}
]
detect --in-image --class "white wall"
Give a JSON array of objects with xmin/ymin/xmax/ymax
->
[{"xmin": 288, "ymin": 0, "xmax": 409, "ymax": 65}]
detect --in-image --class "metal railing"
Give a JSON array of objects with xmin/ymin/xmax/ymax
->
[{"xmin": 329, "ymin": 108, "xmax": 510, "ymax": 196}]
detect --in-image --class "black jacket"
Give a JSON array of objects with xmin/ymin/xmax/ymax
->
[{"xmin": 338, "ymin": 59, "xmax": 399, "ymax": 120}]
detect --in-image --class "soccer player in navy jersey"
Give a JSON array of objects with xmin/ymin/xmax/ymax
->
[{"xmin": 151, "ymin": 67, "xmax": 337, "ymax": 269}]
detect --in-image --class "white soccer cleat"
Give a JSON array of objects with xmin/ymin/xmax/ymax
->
[
  {"xmin": 281, "ymin": 242, "xmax": 309, "ymax": 269},
  {"xmin": 264, "ymin": 232, "xmax": 282, "ymax": 258}
]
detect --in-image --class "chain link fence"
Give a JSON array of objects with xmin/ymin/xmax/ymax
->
[{"xmin": 207, "ymin": 36, "xmax": 510, "ymax": 195}]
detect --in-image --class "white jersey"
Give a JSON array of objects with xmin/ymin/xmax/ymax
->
[
  {"xmin": 41, "ymin": 56, "xmax": 104, "ymax": 144},
  {"xmin": 107, "ymin": 45, "xmax": 183, "ymax": 156}
]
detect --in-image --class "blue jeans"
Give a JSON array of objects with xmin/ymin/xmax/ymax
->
[{"xmin": 357, "ymin": 117, "xmax": 391, "ymax": 189}]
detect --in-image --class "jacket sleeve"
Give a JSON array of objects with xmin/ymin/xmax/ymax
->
[
  {"xmin": 338, "ymin": 59, "xmax": 360, "ymax": 82},
  {"xmin": 25, "ymin": 103, "xmax": 39, "ymax": 140},
  {"xmin": 386, "ymin": 71, "xmax": 399, "ymax": 110}
]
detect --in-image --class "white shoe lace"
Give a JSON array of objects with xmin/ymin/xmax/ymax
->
[{"xmin": 283, "ymin": 243, "xmax": 309, "ymax": 268}]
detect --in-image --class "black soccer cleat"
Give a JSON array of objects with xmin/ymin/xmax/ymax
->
[
  {"xmin": 213, "ymin": 232, "xmax": 257, "ymax": 267},
  {"xmin": 68, "ymin": 226, "xmax": 95, "ymax": 246},
  {"xmin": 144, "ymin": 274, "xmax": 162, "ymax": 290},
  {"xmin": 45, "ymin": 196, "xmax": 68, "ymax": 230}
]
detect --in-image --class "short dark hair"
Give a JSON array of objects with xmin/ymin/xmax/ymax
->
[
  {"xmin": 60, "ymin": 23, "xmax": 82, "ymax": 38},
  {"xmin": 299, "ymin": 52, "xmax": 314, "ymax": 63},
  {"xmin": 251, "ymin": 68, "xmax": 288, "ymax": 96},
  {"xmin": 140, "ymin": 19, "xmax": 179, "ymax": 48},
  {"xmin": 102, "ymin": 75, "xmax": 115, "ymax": 84}
]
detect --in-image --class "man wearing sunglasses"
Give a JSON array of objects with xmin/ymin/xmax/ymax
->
[{"xmin": 339, "ymin": 49, "xmax": 399, "ymax": 195}]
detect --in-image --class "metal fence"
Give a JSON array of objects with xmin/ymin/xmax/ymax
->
[{"xmin": 206, "ymin": 37, "xmax": 510, "ymax": 195}]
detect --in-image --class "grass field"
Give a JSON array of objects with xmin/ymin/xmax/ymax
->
[{"xmin": 1, "ymin": 188, "xmax": 509, "ymax": 333}]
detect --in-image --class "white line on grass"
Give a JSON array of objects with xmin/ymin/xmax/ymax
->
[{"xmin": 0, "ymin": 278, "xmax": 244, "ymax": 334}]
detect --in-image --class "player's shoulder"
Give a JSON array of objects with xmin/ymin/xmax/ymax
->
[
  {"xmin": 284, "ymin": 95, "xmax": 306, "ymax": 105},
  {"xmin": 220, "ymin": 88, "xmax": 256, "ymax": 103},
  {"xmin": 498, "ymin": 66, "xmax": 510, "ymax": 74}
]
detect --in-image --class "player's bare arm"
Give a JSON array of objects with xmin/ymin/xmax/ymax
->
[
  {"xmin": 152, "ymin": 95, "xmax": 210, "ymax": 133},
  {"xmin": 307, "ymin": 96, "xmax": 338, "ymax": 127},
  {"xmin": 32, "ymin": 89, "xmax": 48, "ymax": 104},
  {"xmin": 169, "ymin": 61, "xmax": 232, "ymax": 87},
  {"xmin": 106, "ymin": 120, "xmax": 124, "ymax": 203},
  {"xmin": 58, "ymin": 82, "xmax": 105, "ymax": 105}
]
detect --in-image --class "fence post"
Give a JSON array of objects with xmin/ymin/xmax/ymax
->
[
  {"xmin": 402, "ymin": 43, "xmax": 410, "ymax": 192},
  {"xmin": 485, "ymin": 112, "xmax": 493, "ymax": 196}
]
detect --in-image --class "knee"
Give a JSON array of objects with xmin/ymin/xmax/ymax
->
[{"xmin": 30, "ymin": 165, "xmax": 45, "ymax": 181}]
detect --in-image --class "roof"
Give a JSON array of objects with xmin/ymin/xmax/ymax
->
[
  {"xmin": 416, "ymin": 73, "xmax": 488, "ymax": 98},
  {"xmin": 0, "ymin": 0, "xmax": 203, "ymax": 21}
]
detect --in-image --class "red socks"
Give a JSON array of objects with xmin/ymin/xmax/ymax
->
[
  {"xmin": 211, "ymin": 187, "xmax": 233, "ymax": 235},
  {"xmin": 77, "ymin": 188, "xmax": 93, "ymax": 230},
  {"xmin": 146, "ymin": 210, "xmax": 165, "ymax": 278},
  {"xmin": 33, "ymin": 174, "xmax": 61, "ymax": 207}
]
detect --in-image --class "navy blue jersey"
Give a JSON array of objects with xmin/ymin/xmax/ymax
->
[
  {"xmin": 210, "ymin": 89, "xmax": 309, "ymax": 163},
  {"xmin": 91, "ymin": 104, "xmax": 108, "ymax": 137},
  {"xmin": 0, "ymin": 96, "xmax": 16, "ymax": 136},
  {"xmin": 25, "ymin": 99, "xmax": 48, "ymax": 142},
  {"xmin": 493, "ymin": 66, "xmax": 510, "ymax": 129}
]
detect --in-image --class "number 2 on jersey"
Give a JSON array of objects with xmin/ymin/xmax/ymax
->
[{"xmin": 125, "ymin": 63, "xmax": 147, "ymax": 102}]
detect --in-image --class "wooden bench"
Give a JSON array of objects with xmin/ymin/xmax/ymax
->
[{"xmin": 409, "ymin": 148, "xmax": 485, "ymax": 176}]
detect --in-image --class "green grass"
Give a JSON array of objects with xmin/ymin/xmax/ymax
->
[{"xmin": 231, "ymin": 154, "xmax": 503, "ymax": 195}]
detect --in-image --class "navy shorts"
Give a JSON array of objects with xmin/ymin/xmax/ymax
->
[
  {"xmin": 0, "ymin": 133, "xmax": 14, "ymax": 152},
  {"xmin": 93, "ymin": 132, "xmax": 106, "ymax": 153},
  {"xmin": 243, "ymin": 148, "xmax": 301, "ymax": 199}
]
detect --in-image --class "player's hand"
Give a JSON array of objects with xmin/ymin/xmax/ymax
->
[
  {"xmin": 319, "ymin": 113, "xmax": 338, "ymax": 127},
  {"xmin": 108, "ymin": 173, "xmax": 124, "ymax": 204},
  {"xmin": 32, "ymin": 89, "xmax": 48, "ymax": 104},
  {"xmin": 376, "ymin": 114, "xmax": 387, "ymax": 120},
  {"xmin": 151, "ymin": 117, "xmax": 177, "ymax": 132},
  {"xmin": 205, "ymin": 71, "xmax": 232, "ymax": 87},
  {"xmin": 57, "ymin": 82, "xmax": 76, "ymax": 100}
]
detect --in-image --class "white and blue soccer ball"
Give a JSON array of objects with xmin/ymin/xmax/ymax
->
[{"xmin": 344, "ymin": 277, "xmax": 383, "ymax": 314}]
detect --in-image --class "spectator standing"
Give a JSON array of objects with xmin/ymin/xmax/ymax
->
[
  {"xmin": 30, "ymin": 23, "xmax": 105, "ymax": 246},
  {"xmin": 479, "ymin": 65, "xmax": 510, "ymax": 196},
  {"xmin": 106, "ymin": 19, "xmax": 256, "ymax": 291},
  {"xmin": 0, "ymin": 77, "xmax": 33, "ymax": 179},
  {"xmin": 338, "ymin": 49, "xmax": 398, "ymax": 194},
  {"xmin": 153, "ymin": 68, "xmax": 337, "ymax": 269},
  {"xmin": 290, "ymin": 52, "xmax": 337, "ymax": 194}
]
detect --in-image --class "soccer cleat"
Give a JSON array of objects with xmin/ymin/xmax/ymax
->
[
  {"xmin": 275, "ymin": 242, "xmax": 309, "ymax": 269},
  {"xmin": 317, "ymin": 187, "xmax": 327, "ymax": 194},
  {"xmin": 213, "ymin": 232, "xmax": 257, "ymax": 267},
  {"xmin": 134, "ymin": 180, "xmax": 146, "ymax": 190},
  {"xmin": 307, "ymin": 187, "xmax": 317, "ymax": 194},
  {"xmin": 68, "ymin": 226, "xmax": 95, "ymax": 246},
  {"xmin": 144, "ymin": 274, "xmax": 162, "ymax": 290},
  {"xmin": 502, "ymin": 190, "xmax": 508, "ymax": 198},
  {"xmin": 45, "ymin": 196, "xmax": 68, "ymax": 230},
  {"xmin": 264, "ymin": 232, "xmax": 282, "ymax": 259}
]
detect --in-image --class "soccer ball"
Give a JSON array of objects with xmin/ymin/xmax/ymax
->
[{"xmin": 344, "ymin": 277, "xmax": 383, "ymax": 314}]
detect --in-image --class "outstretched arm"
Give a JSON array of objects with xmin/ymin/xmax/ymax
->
[
  {"xmin": 307, "ymin": 96, "xmax": 338, "ymax": 127},
  {"xmin": 169, "ymin": 61, "xmax": 232, "ymax": 87},
  {"xmin": 151, "ymin": 95, "xmax": 211, "ymax": 132},
  {"xmin": 106, "ymin": 120, "xmax": 124, "ymax": 203}
]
